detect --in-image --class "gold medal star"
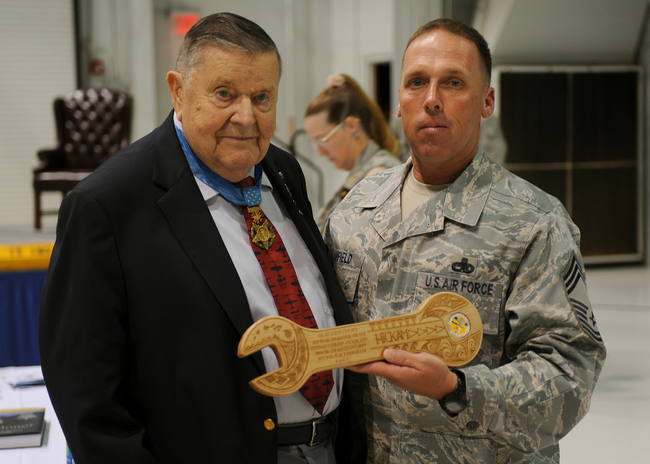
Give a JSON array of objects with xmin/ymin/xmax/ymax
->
[{"xmin": 251, "ymin": 220, "xmax": 275, "ymax": 249}]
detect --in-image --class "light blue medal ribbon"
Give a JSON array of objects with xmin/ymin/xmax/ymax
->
[{"xmin": 174, "ymin": 124, "xmax": 262, "ymax": 206}]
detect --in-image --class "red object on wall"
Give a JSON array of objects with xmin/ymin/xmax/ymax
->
[
  {"xmin": 171, "ymin": 13, "xmax": 200, "ymax": 36},
  {"xmin": 90, "ymin": 59, "xmax": 105, "ymax": 76}
]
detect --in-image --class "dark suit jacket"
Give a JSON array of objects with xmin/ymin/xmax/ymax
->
[{"xmin": 39, "ymin": 112, "xmax": 367, "ymax": 464}]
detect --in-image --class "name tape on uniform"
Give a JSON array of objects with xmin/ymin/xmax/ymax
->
[
  {"xmin": 417, "ymin": 272, "xmax": 503, "ymax": 300},
  {"xmin": 333, "ymin": 249, "xmax": 364, "ymax": 269}
]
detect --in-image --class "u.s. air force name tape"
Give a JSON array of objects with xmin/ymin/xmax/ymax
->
[{"xmin": 416, "ymin": 272, "xmax": 504, "ymax": 300}]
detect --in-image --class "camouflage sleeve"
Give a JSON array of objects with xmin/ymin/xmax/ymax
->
[{"xmin": 449, "ymin": 211, "xmax": 606, "ymax": 452}]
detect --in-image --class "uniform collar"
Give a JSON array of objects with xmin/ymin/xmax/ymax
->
[
  {"xmin": 355, "ymin": 146, "xmax": 493, "ymax": 243},
  {"xmin": 443, "ymin": 146, "xmax": 492, "ymax": 227}
]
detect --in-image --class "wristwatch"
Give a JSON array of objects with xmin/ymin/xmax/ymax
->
[{"xmin": 439, "ymin": 369, "xmax": 467, "ymax": 416}]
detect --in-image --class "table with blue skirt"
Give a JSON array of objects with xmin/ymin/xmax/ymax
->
[
  {"xmin": 0, "ymin": 242, "xmax": 53, "ymax": 368},
  {"xmin": 0, "ymin": 270, "xmax": 47, "ymax": 367}
]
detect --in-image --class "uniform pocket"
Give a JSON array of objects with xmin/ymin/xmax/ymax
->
[
  {"xmin": 331, "ymin": 249, "xmax": 365, "ymax": 304},
  {"xmin": 391, "ymin": 429, "xmax": 496, "ymax": 464}
]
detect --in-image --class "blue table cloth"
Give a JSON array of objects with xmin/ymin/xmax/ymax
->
[{"xmin": 0, "ymin": 270, "xmax": 47, "ymax": 367}]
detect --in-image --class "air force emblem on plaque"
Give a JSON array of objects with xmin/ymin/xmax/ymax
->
[
  {"xmin": 448, "ymin": 313, "xmax": 471, "ymax": 337},
  {"xmin": 563, "ymin": 254, "xmax": 603, "ymax": 343}
]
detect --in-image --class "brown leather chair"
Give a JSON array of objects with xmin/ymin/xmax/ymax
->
[{"xmin": 33, "ymin": 88, "xmax": 133, "ymax": 229}]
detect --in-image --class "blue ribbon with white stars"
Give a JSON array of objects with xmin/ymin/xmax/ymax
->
[{"xmin": 174, "ymin": 124, "xmax": 263, "ymax": 207}]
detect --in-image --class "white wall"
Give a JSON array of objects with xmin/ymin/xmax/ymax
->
[
  {"xmin": 5, "ymin": 0, "xmax": 646, "ymax": 256},
  {"xmin": 0, "ymin": 0, "xmax": 155, "ymax": 228},
  {"xmin": 0, "ymin": 0, "xmax": 444, "ymax": 228},
  {"xmin": 79, "ymin": 0, "xmax": 157, "ymax": 141},
  {"xmin": 0, "ymin": 0, "xmax": 76, "ymax": 228}
]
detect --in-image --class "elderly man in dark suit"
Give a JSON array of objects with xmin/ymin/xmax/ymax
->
[{"xmin": 39, "ymin": 12, "xmax": 365, "ymax": 464}]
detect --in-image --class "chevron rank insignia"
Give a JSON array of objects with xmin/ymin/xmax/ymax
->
[{"xmin": 563, "ymin": 254, "xmax": 602, "ymax": 343}]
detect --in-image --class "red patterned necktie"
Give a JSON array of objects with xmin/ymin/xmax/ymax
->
[{"xmin": 236, "ymin": 177, "xmax": 333, "ymax": 414}]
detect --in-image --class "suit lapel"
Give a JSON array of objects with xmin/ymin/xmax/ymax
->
[
  {"xmin": 263, "ymin": 151, "xmax": 354, "ymax": 327},
  {"xmin": 152, "ymin": 122, "xmax": 353, "ymax": 375},
  {"xmin": 262, "ymin": 152, "xmax": 317, "ymax": 260},
  {"xmin": 153, "ymin": 113, "xmax": 265, "ymax": 372}
]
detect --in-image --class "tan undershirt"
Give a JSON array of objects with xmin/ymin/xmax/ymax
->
[{"xmin": 401, "ymin": 167, "xmax": 449, "ymax": 221}]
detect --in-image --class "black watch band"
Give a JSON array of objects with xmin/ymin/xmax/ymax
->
[{"xmin": 439, "ymin": 369, "xmax": 467, "ymax": 417}]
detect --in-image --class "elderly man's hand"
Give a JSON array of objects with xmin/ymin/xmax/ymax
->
[{"xmin": 347, "ymin": 349, "xmax": 459, "ymax": 400}]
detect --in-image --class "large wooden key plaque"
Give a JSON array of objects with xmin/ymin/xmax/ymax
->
[{"xmin": 237, "ymin": 291, "xmax": 483, "ymax": 397}]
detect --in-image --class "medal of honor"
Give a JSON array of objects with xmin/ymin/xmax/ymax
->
[{"xmin": 247, "ymin": 206, "xmax": 275, "ymax": 250}]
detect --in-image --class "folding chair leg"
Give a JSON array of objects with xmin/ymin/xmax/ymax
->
[{"xmin": 34, "ymin": 190, "xmax": 42, "ymax": 230}]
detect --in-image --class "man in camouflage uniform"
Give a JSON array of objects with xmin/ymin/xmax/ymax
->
[{"xmin": 324, "ymin": 18, "xmax": 606, "ymax": 464}]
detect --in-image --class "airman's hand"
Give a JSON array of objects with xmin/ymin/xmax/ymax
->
[{"xmin": 347, "ymin": 349, "xmax": 458, "ymax": 400}]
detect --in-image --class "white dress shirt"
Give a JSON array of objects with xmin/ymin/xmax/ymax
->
[{"xmin": 192, "ymin": 165, "xmax": 342, "ymax": 424}]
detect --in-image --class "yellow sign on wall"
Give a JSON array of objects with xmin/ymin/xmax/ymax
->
[{"xmin": 0, "ymin": 243, "xmax": 54, "ymax": 271}]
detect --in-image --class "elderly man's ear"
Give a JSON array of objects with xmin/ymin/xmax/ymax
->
[{"xmin": 167, "ymin": 71, "xmax": 184, "ymax": 116}]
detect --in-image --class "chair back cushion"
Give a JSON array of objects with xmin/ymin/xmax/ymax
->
[{"xmin": 59, "ymin": 88, "xmax": 133, "ymax": 169}]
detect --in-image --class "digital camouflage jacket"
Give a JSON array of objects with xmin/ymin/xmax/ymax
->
[{"xmin": 324, "ymin": 148, "xmax": 606, "ymax": 464}]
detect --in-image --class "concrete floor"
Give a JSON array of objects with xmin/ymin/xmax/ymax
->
[{"xmin": 560, "ymin": 264, "xmax": 650, "ymax": 463}]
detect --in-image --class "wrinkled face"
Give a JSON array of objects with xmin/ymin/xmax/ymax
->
[
  {"xmin": 304, "ymin": 111, "xmax": 356, "ymax": 171},
  {"xmin": 398, "ymin": 30, "xmax": 494, "ymax": 181},
  {"xmin": 168, "ymin": 46, "xmax": 279, "ymax": 182}
]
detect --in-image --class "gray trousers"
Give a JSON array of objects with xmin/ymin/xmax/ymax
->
[{"xmin": 277, "ymin": 438, "xmax": 336, "ymax": 464}]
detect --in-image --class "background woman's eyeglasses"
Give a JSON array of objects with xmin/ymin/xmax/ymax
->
[{"xmin": 313, "ymin": 123, "xmax": 343, "ymax": 148}]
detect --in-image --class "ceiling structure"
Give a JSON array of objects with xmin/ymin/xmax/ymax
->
[{"xmin": 458, "ymin": 0, "xmax": 650, "ymax": 65}]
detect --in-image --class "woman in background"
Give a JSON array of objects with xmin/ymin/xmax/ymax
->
[{"xmin": 304, "ymin": 74, "xmax": 402, "ymax": 232}]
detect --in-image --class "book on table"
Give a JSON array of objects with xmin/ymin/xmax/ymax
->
[{"xmin": 0, "ymin": 408, "xmax": 46, "ymax": 449}]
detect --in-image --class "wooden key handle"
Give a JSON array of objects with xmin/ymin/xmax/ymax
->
[{"xmin": 238, "ymin": 291, "xmax": 483, "ymax": 397}]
